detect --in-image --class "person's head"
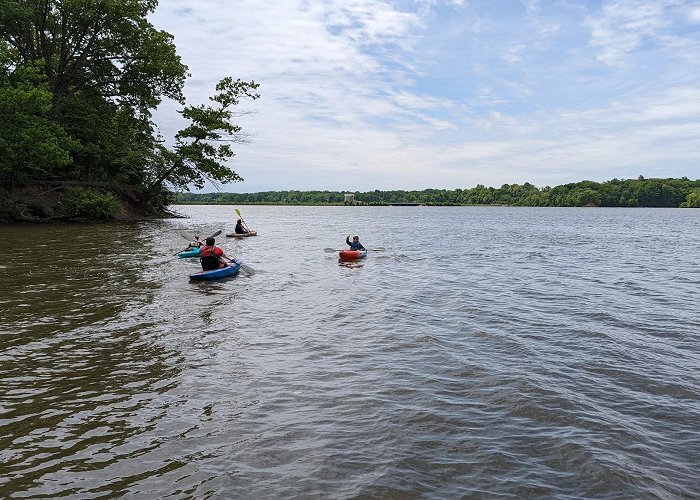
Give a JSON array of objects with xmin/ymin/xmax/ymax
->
[
  {"xmin": 206, "ymin": 237, "xmax": 215, "ymax": 246},
  {"xmin": 353, "ymin": 235, "xmax": 360, "ymax": 242},
  {"xmin": 237, "ymin": 219, "xmax": 242, "ymax": 223}
]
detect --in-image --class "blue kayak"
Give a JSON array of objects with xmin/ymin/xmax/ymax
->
[
  {"xmin": 178, "ymin": 248, "xmax": 200, "ymax": 259},
  {"xmin": 189, "ymin": 261, "xmax": 242, "ymax": 281}
]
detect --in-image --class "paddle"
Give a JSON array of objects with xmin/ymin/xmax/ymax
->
[
  {"xmin": 175, "ymin": 230, "xmax": 222, "ymax": 255},
  {"xmin": 226, "ymin": 257, "xmax": 255, "ymax": 275},
  {"xmin": 174, "ymin": 245, "xmax": 194, "ymax": 256},
  {"xmin": 192, "ymin": 228, "xmax": 223, "ymax": 243},
  {"xmin": 324, "ymin": 247, "xmax": 385, "ymax": 253},
  {"xmin": 235, "ymin": 208, "xmax": 251, "ymax": 233}
]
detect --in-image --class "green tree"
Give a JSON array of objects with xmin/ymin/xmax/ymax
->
[
  {"xmin": 0, "ymin": 0, "xmax": 259, "ymax": 216},
  {"xmin": 0, "ymin": 0, "xmax": 187, "ymax": 113},
  {"xmin": 0, "ymin": 0, "xmax": 187, "ymax": 190},
  {"xmin": 572, "ymin": 188, "xmax": 601, "ymax": 206},
  {"xmin": 681, "ymin": 189, "xmax": 700, "ymax": 208},
  {"xmin": 147, "ymin": 77, "xmax": 260, "ymax": 192},
  {"xmin": 0, "ymin": 64, "xmax": 76, "ymax": 184}
]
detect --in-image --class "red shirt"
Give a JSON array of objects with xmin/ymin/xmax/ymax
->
[{"xmin": 199, "ymin": 245, "xmax": 224, "ymax": 258}]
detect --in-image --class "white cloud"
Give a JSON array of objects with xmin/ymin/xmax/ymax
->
[
  {"xmin": 389, "ymin": 91, "xmax": 453, "ymax": 111},
  {"xmin": 690, "ymin": 7, "xmax": 700, "ymax": 23},
  {"xmin": 150, "ymin": 0, "xmax": 700, "ymax": 191},
  {"xmin": 502, "ymin": 44, "xmax": 528, "ymax": 63},
  {"xmin": 586, "ymin": 0, "xmax": 678, "ymax": 66}
]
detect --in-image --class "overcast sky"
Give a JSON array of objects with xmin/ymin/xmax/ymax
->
[{"xmin": 151, "ymin": 0, "xmax": 700, "ymax": 192}]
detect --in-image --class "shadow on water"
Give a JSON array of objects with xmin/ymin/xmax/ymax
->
[{"xmin": 0, "ymin": 222, "xmax": 184, "ymax": 496}]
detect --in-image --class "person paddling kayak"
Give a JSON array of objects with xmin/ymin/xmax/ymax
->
[
  {"xmin": 234, "ymin": 219, "xmax": 249, "ymax": 234},
  {"xmin": 346, "ymin": 235, "xmax": 365, "ymax": 251},
  {"xmin": 199, "ymin": 237, "xmax": 231, "ymax": 270}
]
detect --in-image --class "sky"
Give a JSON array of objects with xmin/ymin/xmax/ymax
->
[{"xmin": 150, "ymin": 0, "xmax": 700, "ymax": 192}]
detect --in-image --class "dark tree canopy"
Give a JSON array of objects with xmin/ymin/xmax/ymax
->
[
  {"xmin": 0, "ymin": 0, "xmax": 186, "ymax": 111},
  {"xmin": 0, "ymin": 0, "xmax": 259, "ymax": 219}
]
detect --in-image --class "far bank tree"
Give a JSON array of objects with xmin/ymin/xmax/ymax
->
[
  {"xmin": 174, "ymin": 177, "xmax": 700, "ymax": 207},
  {"xmin": 0, "ymin": 0, "xmax": 259, "ymax": 220}
]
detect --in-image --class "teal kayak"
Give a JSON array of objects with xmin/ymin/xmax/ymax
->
[
  {"xmin": 178, "ymin": 248, "xmax": 200, "ymax": 259},
  {"xmin": 189, "ymin": 261, "xmax": 242, "ymax": 281}
]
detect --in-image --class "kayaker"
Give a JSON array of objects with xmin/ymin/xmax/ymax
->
[
  {"xmin": 346, "ymin": 235, "xmax": 365, "ymax": 251},
  {"xmin": 199, "ymin": 237, "xmax": 229, "ymax": 270},
  {"xmin": 234, "ymin": 219, "xmax": 249, "ymax": 234}
]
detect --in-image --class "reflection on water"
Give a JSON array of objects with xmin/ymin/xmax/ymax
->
[
  {"xmin": 338, "ymin": 260, "xmax": 365, "ymax": 269},
  {"xmin": 0, "ymin": 224, "xmax": 184, "ymax": 495},
  {"xmin": 1, "ymin": 207, "xmax": 699, "ymax": 498}
]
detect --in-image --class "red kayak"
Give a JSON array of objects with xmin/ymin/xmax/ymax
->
[{"xmin": 339, "ymin": 249, "xmax": 367, "ymax": 260}]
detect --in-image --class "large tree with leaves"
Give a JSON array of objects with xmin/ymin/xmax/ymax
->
[
  {"xmin": 0, "ymin": 0, "xmax": 258, "ymax": 214},
  {"xmin": 147, "ymin": 77, "xmax": 260, "ymax": 193}
]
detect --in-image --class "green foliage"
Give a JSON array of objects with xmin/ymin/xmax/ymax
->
[
  {"xmin": 175, "ymin": 177, "xmax": 700, "ymax": 207},
  {"xmin": 147, "ymin": 78, "xmax": 261, "ymax": 192},
  {"xmin": 680, "ymin": 189, "xmax": 700, "ymax": 208},
  {"xmin": 0, "ymin": 0, "xmax": 188, "ymax": 192},
  {"xmin": 1, "ymin": 0, "xmax": 260, "ymax": 219},
  {"xmin": 0, "ymin": 65, "xmax": 76, "ymax": 185},
  {"xmin": 65, "ymin": 188, "xmax": 121, "ymax": 219},
  {"xmin": 0, "ymin": 0, "xmax": 187, "ymax": 111}
]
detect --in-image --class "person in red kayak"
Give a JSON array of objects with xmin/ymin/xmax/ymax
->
[
  {"xmin": 199, "ymin": 236, "xmax": 230, "ymax": 270},
  {"xmin": 346, "ymin": 235, "xmax": 365, "ymax": 251}
]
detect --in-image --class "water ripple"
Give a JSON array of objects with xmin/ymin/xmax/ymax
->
[{"xmin": 1, "ymin": 207, "xmax": 699, "ymax": 497}]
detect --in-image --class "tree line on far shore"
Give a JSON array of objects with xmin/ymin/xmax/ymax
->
[{"xmin": 175, "ymin": 176, "xmax": 700, "ymax": 208}]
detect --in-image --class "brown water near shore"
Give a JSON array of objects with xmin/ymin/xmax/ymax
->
[{"xmin": 1, "ymin": 206, "xmax": 699, "ymax": 497}]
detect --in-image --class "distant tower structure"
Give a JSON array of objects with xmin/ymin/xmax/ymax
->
[{"xmin": 344, "ymin": 193, "xmax": 355, "ymax": 204}]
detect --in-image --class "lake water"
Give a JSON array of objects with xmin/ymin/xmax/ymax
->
[{"xmin": 1, "ymin": 205, "xmax": 699, "ymax": 498}]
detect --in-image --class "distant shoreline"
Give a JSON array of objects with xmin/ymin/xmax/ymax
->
[
  {"xmin": 174, "ymin": 202, "xmax": 528, "ymax": 207},
  {"xmin": 4, "ymin": 177, "xmax": 696, "ymax": 224},
  {"xmin": 174, "ymin": 177, "xmax": 700, "ymax": 208},
  {"xmin": 172, "ymin": 202, "xmax": 686, "ymax": 208}
]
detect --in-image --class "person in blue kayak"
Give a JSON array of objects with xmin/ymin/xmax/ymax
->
[
  {"xmin": 234, "ymin": 219, "xmax": 249, "ymax": 234},
  {"xmin": 199, "ymin": 237, "xmax": 230, "ymax": 270},
  {"xmin": 346, "ymin": 235, "xmax": 365, "ymax": 251}
]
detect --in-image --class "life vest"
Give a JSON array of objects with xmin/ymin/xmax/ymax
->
[{"xmin": 199, "ymin": 245, "xmax": 223, "ymax": 270}]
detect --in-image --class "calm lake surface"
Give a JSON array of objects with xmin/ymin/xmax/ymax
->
[{"xmin": 1, "ymin": 205, "xmax": 699, "ymax": 498}]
